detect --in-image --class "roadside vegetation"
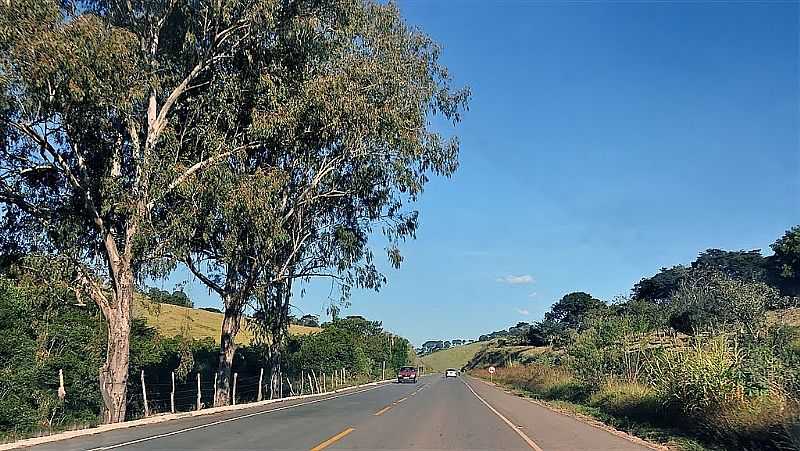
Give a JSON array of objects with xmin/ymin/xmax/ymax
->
[
  {"xmin": 469, "ymin": 226, "xmax": 800, "ymax": 451},
  {"xmin": 0, "ymin": 276, "xmax": 413, "ymax": 442}
]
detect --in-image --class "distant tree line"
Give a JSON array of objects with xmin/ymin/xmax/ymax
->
[
  {"xmin": 418, "ymin": 339, "xmax": 470, "ymax": 354},
  {"xmin": 478, "ymin": 322, "xmax": 533, "ymax": 342},
  {"xmin": 142, "ymin": 287, "xmax": 193, "ymax": 309},
  {"xmin": 524, "ymin": 226, "xmax": 800, "ymax": 346}
]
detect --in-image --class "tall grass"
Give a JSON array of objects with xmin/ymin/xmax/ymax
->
[{"xmin": 474, "ymin": 332, "xmax": 800, "ymax": 450}]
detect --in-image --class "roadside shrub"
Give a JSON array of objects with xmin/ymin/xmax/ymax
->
[
  {"xmin": 588, "ymin": 380, "xmax": 664, "ymax": 425},
  {"xmin": 702, "ymin": 395, "xmax": 797, "ymax": 450},
  {"xmin": 668, "ymin": 271, "xmax": 777, "ymax": 335},
  {"xmin": 0, "ymin": 279, "xmax": 104, "ymax": 439},
  {"xmin": 649, "ymin": 335, "xmax": 742, "ymax": 414},
  {"xmin": 486, "ymin": 364, "xmax": 590, "ymax": 403}
]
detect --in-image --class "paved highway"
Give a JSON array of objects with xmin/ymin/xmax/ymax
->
[{"xmin": 28, "ymin": 376, "xmax": 652, "ymax": 450}]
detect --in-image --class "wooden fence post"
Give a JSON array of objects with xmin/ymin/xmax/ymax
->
[
  {"xmin": 232, "ymin": 373, "xmax": 238, "ymax": 405},
  {"xmin": 140, "ymin": 370, "xmax": 149, "ymax": 417},
  {"xmin": 196, "ymin": 373, "xmax": 201, "ymax": 411},
  {"xmin": 170, "ymin": 371, "xmax": 175, "ymax": 414},
  {"xmin": 58, "ymin": 369, "xmax": 66, "ymax": 401},
  {"xmin": 310, "ymin": 370, "xmax": 318, "ymax": 394},
  {"xmin": 257, "ymin": 368, "xmax": 264, "ymax": 402}
]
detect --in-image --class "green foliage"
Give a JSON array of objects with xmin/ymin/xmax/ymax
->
[
  {"xmin": 668, "ymin": 271, "xmax": 778, "ymax": 335},
  {"xmin": 296, "ymin": 315, "xmax": 320, "ymax": 328},
  {"xmin": 0, "ymin": 279, "xmax": 103, "ymax": 439},
  {"xmin": 588, "ymin": 381, "xmax": 663, "ymax": 424},
  {"xmin": 768, "ymin": 225, "xmax": 800, "ymax": 297},
  {"xmin": 692, "ymin": 249, "xmax": 769, "ymax": 283},
  {"xmin": 649, "ymin": 336, "xmax": 743, "ymax": 414},
  {"xmin": 144, "ymin": 287, "xmax": 193, "ymax": 308},
  {"xmin": 632, "ymin": 265, "xmax": 690, "ymax": 302},
  {"xmin": 288, "ymin": 316, "xmax": 410, "ymax": 377},
  {"xmin": 544, "ymin": 292, "xmax": 606, "ymax": 331},
  {"xmin": 634, "ymin": 228, "xmax": 800, "ymax": 303}
]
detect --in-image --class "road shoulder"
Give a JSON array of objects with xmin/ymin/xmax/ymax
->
[{"xmin": 465, "ymin": 376, "xmax": 663, "ymax": 451}]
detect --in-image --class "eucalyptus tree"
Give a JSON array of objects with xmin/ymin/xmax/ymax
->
[
  {"xmin": 0, "ymin": 0, "xmax": 271, "ymax": 422},
  {"xmin": 169, "ymin": 0, "xmax": 468, "ymax": 404}
]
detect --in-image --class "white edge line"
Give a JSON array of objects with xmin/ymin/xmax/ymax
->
[
  {"xmin": 86, "ymin": 382, "xmax": 391, "ymax": 450},
  {"xmin": 462, "ymin": 377, "xmax": 545, "ymax": 451},
  {"xmin": 0, "ymin": 379, "xmax": 396, "ymax": 451}
]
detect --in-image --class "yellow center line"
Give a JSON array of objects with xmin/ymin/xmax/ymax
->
[
  {"xmin": 394, "ymin": 397, "xmax": 408, "ymax": 404},
  {"xmin": 310, "ymin": 427, "xmax": 355, "ymax": 451},
  {"xmin": 374, "ymin": 405, "xmax": 393, "ymax": 416}
]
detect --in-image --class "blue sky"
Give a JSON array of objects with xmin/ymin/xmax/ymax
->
[{"xmin": 162, "ymin": 1, "xmax": 799, "ymax": 346}]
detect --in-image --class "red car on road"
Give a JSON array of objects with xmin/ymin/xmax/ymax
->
[{"xmin": 397, "ymin": 366, "xmax": 418, "ymax": 383}]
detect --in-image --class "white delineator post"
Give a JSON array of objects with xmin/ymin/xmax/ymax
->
[
  {"xmin": 170, "ymin": 371, "xmax": 175, "ymax": 413},
  {"xmin": 58, "ymin": 369, "xmax": 66, "ymax": 401},
  {"xmin": 140, "ymin": 370, "xmax": 149, "ymax": 417},
  {"xmin": 196, "ymin": 373, "xmax": 201, "ymax": 411},
  {"xmin": 232, "ymin": 373, "xmax": 238, "ymax": 405},
  {"xmin": 382, "ymin": 361, "xmax": 386, "ymax": 380},
  {"xmin": 257, "ymin": 368, "xmax": 264, "ymax": 402}
]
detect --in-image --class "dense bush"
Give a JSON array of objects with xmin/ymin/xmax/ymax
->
[
  {"xmin": 0, "ymin": 280, "xmax": 104, "ymax": 439},
  {"xmin": 287, "ymin": 316, "xmax": 411, "ymax": 377},
  {"xmin": 668, "ymin": 271, "xmax": 779, "ymax": 335}
]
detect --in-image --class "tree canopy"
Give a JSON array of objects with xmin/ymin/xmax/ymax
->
[
  {"xmin": 544, "ymin": 292, "xmax": 606, "ymax": 330},
  {"xmin": 0, "ymin": 0, "xmax": 467, "ymax": 419}
]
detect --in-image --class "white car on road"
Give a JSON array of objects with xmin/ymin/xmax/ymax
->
[{"xmin": 445, "ymin": 368, "xmax": 458, "ymax": 378}]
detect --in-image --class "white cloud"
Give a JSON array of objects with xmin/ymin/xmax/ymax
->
[
  {"xmin": 497, "ymin": 274, "xmax": 534, "ymax": 285},
  {"xmin": 516, "ymin": 308, "xmax": 530, "ymax": 316},
  {"xmin": 528, "ymin": 292, "xmax": 537, "ymax": 298}
]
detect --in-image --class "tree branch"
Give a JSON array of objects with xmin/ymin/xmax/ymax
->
[{"xmin": 185, "ymin": 254, "xmax": 225, "ymax": 296}]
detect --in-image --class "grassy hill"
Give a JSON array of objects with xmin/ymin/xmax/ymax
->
[
  {"xmin": 420, "ymin": 341, "xmax": 488, "ymax": 373},
  {"xmin": 133, "ymin": 297, "xmax": 321, "ymax": 344}
]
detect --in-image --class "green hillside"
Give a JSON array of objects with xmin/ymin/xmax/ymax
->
[
  {"xmin": 420, "ymin": 341, "xmax": 488, "ymax": 373},
  {"xmin": 133, "ymin": 297, "xmax": 321, "ymax": 344}
]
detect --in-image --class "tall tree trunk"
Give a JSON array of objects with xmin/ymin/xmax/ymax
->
[
  {"xmin": 269, "ymin": 354, "xmax": 281, "ymax": 399},
  {"xmin": 99, "ymin": 270, "xmax": 133, "ymax": 423},
  {"xmin": 267, "ymin": 279, "xmax": 291, "ymax": 399},
  {"xmin": 214, "ymin": 299, "xmax": 241, "ymax": 407}
]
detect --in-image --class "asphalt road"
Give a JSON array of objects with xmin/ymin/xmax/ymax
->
[{"xmin": 27, "ymin": 376, "xmax": 652, "ymax": 450}]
